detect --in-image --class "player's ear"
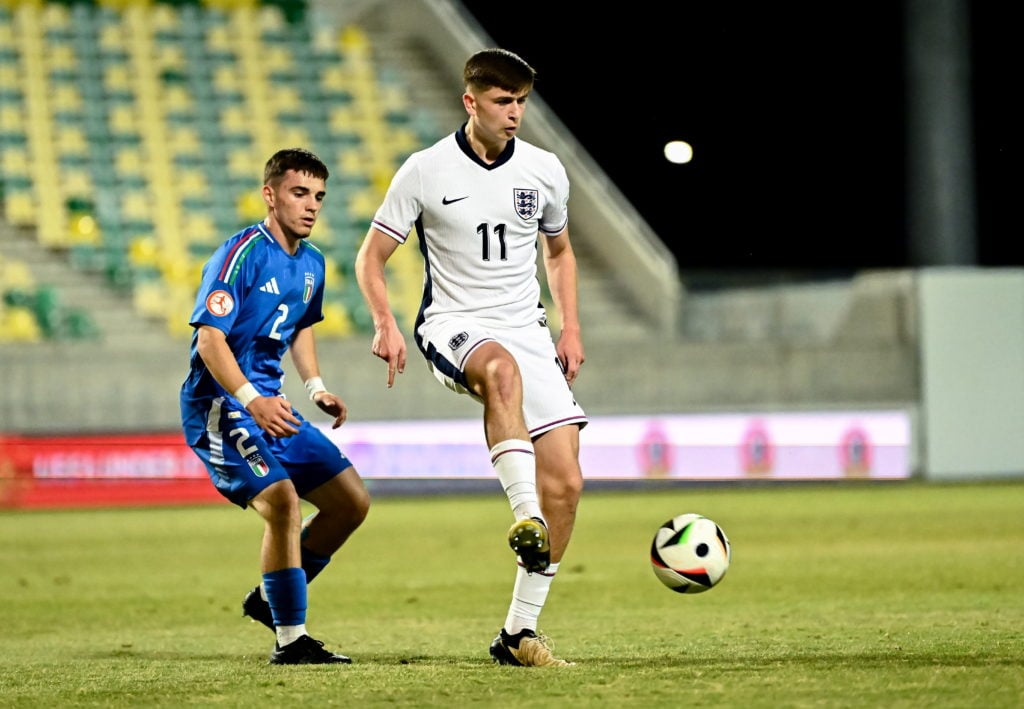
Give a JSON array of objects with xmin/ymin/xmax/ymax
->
[
  {"xmin": 462, "ymin": 91, "xmax": 476, "ymax": 116},
  {"xmin": 262, "ymin": 184, "xmax": 274, "ymax": 209}
]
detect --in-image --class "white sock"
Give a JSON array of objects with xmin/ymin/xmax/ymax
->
[
  {"xmin": 276, "ymin": 624, "xmax": 308, "ymax": 646},
  {"xmin": 504, "ymin": 561, "xmax": 558, "ymax": 635},
  {"xmin": 490, "ymin": 439, "xmax": 542, "ymax": 521}
]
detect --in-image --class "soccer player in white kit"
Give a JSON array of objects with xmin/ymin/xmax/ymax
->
[{"xmin": 355, "ymin": 48, "xmax": 585, "ymax": 667}]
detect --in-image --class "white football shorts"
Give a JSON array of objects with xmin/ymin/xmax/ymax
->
[{"xmin": 416, "ymin": 316, "xmax": 588, "ymax": 438}]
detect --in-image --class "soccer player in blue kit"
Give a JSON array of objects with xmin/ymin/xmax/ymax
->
[
  {"xmin": 180, "ymin": 149, "xmax": 369, "ymax": 665},
  {"xmin": 355, "ymin": 49, "xmax": 585, "ymax": 667}
]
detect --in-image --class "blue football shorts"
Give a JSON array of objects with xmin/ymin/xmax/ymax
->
[{"xmin": 191, "ymin": 406, "xmax": 353, "ymax": 509}]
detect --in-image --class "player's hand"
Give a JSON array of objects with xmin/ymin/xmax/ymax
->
[
  {"xmin": 370, "ymin": 323, "xmax": 407, "ymax": 388},
  {"xmin": 556, "ymin": 329, "xmax": 585, "ymax": 386},
  {"xmin": 247, "ymin": 396, "xmax": 302, "ymax": 437},
  {"xmin": 313, "ymin": 391, "xmax": 348, "ymax": 429}
]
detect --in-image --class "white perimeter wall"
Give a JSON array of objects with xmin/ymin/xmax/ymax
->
[{"xmin": 918, "ymin": 268, "xmax": 1024, "ymax": 479}]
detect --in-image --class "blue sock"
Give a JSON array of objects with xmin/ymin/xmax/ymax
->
[
  {"xmin": 300, "ymin": 546, "xmax": 331, "ymax": 584},
  {"xmin": 263, "ymin": 567, "xmax": 306, "ymax": 627}
]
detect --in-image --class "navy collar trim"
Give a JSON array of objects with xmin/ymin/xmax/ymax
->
[{"xmin": 455, "ymin": 123, "xmax": 515, "ymax": 169}]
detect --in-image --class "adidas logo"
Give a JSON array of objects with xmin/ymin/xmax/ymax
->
[{"xmin": 259, "ymin": 277, "xmax": 280, "ymax": 294}]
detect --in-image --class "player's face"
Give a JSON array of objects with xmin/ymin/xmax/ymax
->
[
  {"xmin": 263, "ymin": 169, "xmax": 326, "ymax": 241},
  {"xmin": 466, "ymin": 86, "xmax": 529, "ymax": 143}
]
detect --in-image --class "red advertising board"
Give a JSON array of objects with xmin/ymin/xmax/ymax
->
[{"xmin": 0, "ymin": 434, "xmax": 219, "ymax": 509}]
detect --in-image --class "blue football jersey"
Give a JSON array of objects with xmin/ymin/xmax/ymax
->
[{"xmin": 180, "ymin": 222, "xmax": 326, "ymax": 445}]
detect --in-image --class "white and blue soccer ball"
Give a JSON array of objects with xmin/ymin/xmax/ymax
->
[{"xmin": 650, "ymin": 513, "xmax": 731, "ymax": 594}]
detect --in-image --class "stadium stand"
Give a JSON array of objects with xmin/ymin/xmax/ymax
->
[
  {"xmin": 0, "ymin": 0, "xmax": 432, "ymax": 340},
  {"xmin": 1, "ymin": 0, "xmax": 927, "ymax": 434},
  {"xmin": 0, "ymin": 255, "xmax": 41, "ymax": 341}
]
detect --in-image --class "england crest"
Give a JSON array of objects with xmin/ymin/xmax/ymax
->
[{"xmin": 513, "ymin": 188, "xmax": 539, "ymax": 220}]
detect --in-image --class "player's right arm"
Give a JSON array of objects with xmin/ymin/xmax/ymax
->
[
  {"xmin": 354, "ymin": 227, "xmax": 407, "ymax": 388},
  {"xmin": 195, "ymin": 324, "xmax": 301, "ymax": 437}
]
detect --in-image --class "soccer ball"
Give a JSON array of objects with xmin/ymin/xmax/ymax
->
[{"xmin": 650, "ymin": 513, "xmax": 731, "ymax": 594}]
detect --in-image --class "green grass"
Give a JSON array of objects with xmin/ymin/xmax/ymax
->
[{"xmin": 1, "ymin": 480, "xmax": 1022, "ymax": 707}]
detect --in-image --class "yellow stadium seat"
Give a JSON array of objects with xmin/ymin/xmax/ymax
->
[
  {"xmin": 161, "ymin": 85, "xmax": 193, "ymax": 115},
  {"xmin": 121, "ymin": 191, "xmax": 152, "ymax": 221},
  {"xmin": 226, "ymin": 147, "xmax": 259, "ymax": 179},
  {"xmin": 98, "ymin": 24, "xmax": 127, "ymax": 53},
  {"xmin": 0, "ymin": 21, "xmax": 14, "ymax": 49},
  {"xmin": 206, "ymin": 24, "xmax": 234, "ymax": 55},
  {"xmin": 40, "ymin": 2, "xmax": 71, "ymax": 30},
  {"xmin": 97, "ymin": 0, "xmax": 156, "ymax": 10},
  {"xmin": 128, "ymin": 235, "xmax": 160, "ymax": 267},
  {"xmin": 182, "ymin": 213, "xmax": 218, "ymax": 246},
  {"xmin": 61, "ymin": 167, "xmax": 94, "ymax": 195},
  {"xmin": 50, "ymin": 84, "xmax": 82, "ymax": 113},
  {"xmin": 132, "ymin": 280, "xmax": 167, "ymax": 319},
  {"xmin": 159, "ymin": 253, "xmax": 192, "ymax": 286},
  {"xmin": 164, "ymin": 283, "xmax": 198, "ymax": 337},
  {"xmin": 35, "ymin": 200, "xmax": 68, "ymax": 248},
  {"xmin": 256, "ymin": 4, "xmax": 285, "ymax": 33},
  {"xmin": 3, "ymin": 190, "xmax": 35, "ymax": 228},
  {"xmin": 318, "ymin": 302, "xmax": 353, "ymax": 338},
  {"xmin": 235, "ymin": 190, "xmax": 264, "ymax": 223},
  {"xmin": 149, "ymin": 3, "xmax": 180, "ymax": 33},
  {"xmin": 204, "ymin": 0, "xmax": 259, "ymax": 10},
  {"xmin": 168, "ymin": 126, "xmax": 202, "ymax": 158},
  {"xmin": 219, "ymin": 104, "xmax": 249, "ymax": 134},
  {"xmin": 108, "ymin": 104, "xmax": 138, "ymax": 135},
  {"xmin": 338, "ymin": 24, "xmax": 370, "ymax": 56},
  {"xmin": 0, "ymin": 306, "xmax": 42, "ymax": 343},
  {"xmin": 347, "ymin": 187, "xmax": 383, "ymax": 221},
  {"xmin": 115, "ymin": 147, "xmax": 145, "ymax": 176},
  {"xmin": 2, "ymin": 147, "xmax": 29, "ymax": 175},
  {"xmin": 54, "ymin": 125, "xmax": 89, "ymax": 157},
  {"xmin": 0, "ymin": 104, "xmax": 21, "ymax": 135},
  {"xmin": 1, "ymin": 259, "xmax": 35, "ymax": 289},
  {"xmin": 0, "ymin": 65, "xmax": 19, "ymax": 95},
  {"xmin": 262, "ymin": 46, "xmax": 292, "ymax": 72},
  {"xmin": 44, "ymin": 44, "xmax": 77, "ymax": 72},
  {"xmin": 68, "ymin": 213, "xmax": 101, "ymax": 246},
  {"xmin": 175, "ymin": 167, "xmax": 208, "ymax": 198}
]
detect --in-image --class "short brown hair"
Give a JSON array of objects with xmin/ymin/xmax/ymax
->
[
  {"xmin": 264, "ymin": 148, "xmax": 329, "ymax": 185},
  {"xmin": 463, "ymin": 48, "xmax": 536, "ymax": 94}
]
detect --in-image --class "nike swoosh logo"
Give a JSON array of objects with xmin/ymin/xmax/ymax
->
[{"xmin": 442, "ymin": 196, "xmax": 469, "ymax": 205}]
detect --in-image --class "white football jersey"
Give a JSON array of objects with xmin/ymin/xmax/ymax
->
[{"xmin": 371, "ymin": 126, "xmax": 570, "ymax": 329}]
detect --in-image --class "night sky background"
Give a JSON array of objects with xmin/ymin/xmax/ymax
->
[{"xmin": 459, "ymin": 3, "xmax": 1018, "ymax": 279}]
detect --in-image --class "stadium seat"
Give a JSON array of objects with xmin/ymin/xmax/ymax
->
[{"xmin": 0, "ymin": 304, "xmax": 42, "ymax": 343}]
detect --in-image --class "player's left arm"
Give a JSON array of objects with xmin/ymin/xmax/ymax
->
[
  {"xmin": 290, "ymin": 325, "xmax": 347, "ymax": 429},
  {"xmin": 542, "ymin": 228, "xmax": 585, "ymax": 385}
]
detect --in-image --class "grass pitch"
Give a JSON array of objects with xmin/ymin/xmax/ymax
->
[{"xmin": 1, "ymin": 480, "xmax": 1022, "ymax": 707}]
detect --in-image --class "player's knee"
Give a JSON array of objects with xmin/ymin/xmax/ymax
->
[
  {"xmin": 324, "ymin": 478, "xmax": 371, "ymax": 530},
  {"xmin": 348, "ymin": 485, "xmax": 371, "ymax": 526},
  {"xmin": 540, "ymin": 466, "xmax": 583, "ymax": 506},
  {"xmin": 250, "ymin": 482, "xmax": 302, "ymax": 530},
  {"xmin": 561, "ymin": 470, "xmax": 584, "ymax": 505},
  {"xmin": 481, "ymin": 353, "xmax": 521, "ymax": 388}
]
